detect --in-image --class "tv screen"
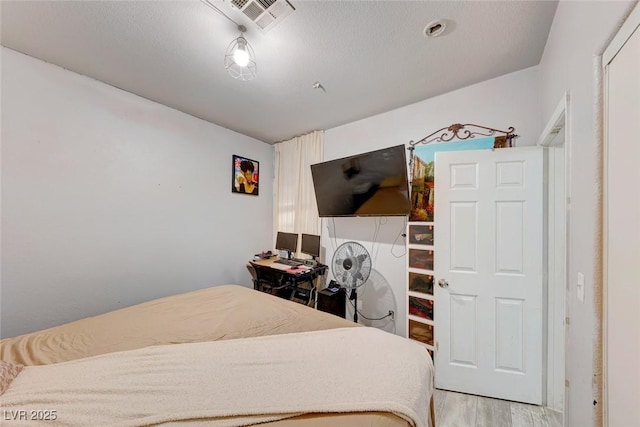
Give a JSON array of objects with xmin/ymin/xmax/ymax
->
[{"xmin": 310, "ymin": 145, "xmax": 411, "ymax": 217}]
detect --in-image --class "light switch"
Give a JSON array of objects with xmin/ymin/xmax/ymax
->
[{"xmin": 577, "ymin": 272, "xmax": 585, "ymax": 302}]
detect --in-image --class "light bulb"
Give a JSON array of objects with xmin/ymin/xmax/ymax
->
[{"xmin": 233, "ymin": 43, "xmax": 250, "ymax": 67}]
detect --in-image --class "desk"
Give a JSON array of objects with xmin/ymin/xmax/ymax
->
[{"xmin": 249, "ymin": 258, "xmax": 328, "ymax": 306}]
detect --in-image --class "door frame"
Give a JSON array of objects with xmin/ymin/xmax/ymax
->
[
  {"xmin": 602, "ymin": 4, "xmax": 640, "ymax": 426},
  {"xmin": 538, "ymin": 92, "xmax": 570, "ymax": 419}
]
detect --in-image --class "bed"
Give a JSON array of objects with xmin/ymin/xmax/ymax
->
[{"xmin": 0, "ymin": 285, "xmax": 434, "ymax": 426}]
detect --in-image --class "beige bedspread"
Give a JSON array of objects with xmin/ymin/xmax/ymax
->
[
  {"xmin": 2, "ymin": 327, "xmax": 433, "ymax": 427},
  {"xmin": 0, "ymin": 285, "xmax": 355, "ymax": 366}
]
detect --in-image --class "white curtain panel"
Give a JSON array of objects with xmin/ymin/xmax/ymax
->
[{"xmin": 274, "ymin": 130, "xmax": 323, "ymax": 255}]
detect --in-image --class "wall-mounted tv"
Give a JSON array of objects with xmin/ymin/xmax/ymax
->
[{"xmin": 310, "ymin": 144, "xmax": 411, "ymax": 217}]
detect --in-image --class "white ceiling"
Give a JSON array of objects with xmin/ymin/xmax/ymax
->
[{"xmin": 0, "ymin": 1, "xmax": 558, "ymax": 143}]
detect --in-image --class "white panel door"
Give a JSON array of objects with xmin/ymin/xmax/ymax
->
[{"xmin": 434, "ymin": 147, "xmax": 543, "ymax": 404}]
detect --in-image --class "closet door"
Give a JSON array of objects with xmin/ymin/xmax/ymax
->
[{"xmin": 604, "ymin": 10, "xmax": 640, "ymax": 427}]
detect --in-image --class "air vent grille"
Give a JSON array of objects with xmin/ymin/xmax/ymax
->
[
  {"xmin": 268, "ymin": 1, "xmax": 289, "ymax": 18},
  {"xmin": 230, "ymin": 0, "xmax": 249, "ymax": 9},
  {"xmin": 256, "ymin": 0, "xmax": 276, "ymax": 9},
  {"xmin": 225, "ymin": 0, "xmax": 295, "ymax": 33},
  {"xmin": 242, "ymin": 2, "xmax": 264, "ymax": 21},
  {"xmin": 255, "ymin": 13, "xmax": 275, "ymax": 30}
]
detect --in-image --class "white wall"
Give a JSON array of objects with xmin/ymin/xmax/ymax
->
[
  {"xmin": 323, "ymin": 66, "xmax": 540, "ymax": 337},
  {"xmin": 0, "ymin": 48, "xmax": 274, "ymax": 338},
  {"xmin": 538, "ymin": 2, "xmax": 636, "ymax": 426}
]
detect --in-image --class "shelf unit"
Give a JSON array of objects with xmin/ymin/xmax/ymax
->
[{"xmin": 406, "ymin": 222, "xmax": 435, "ymax": 358}]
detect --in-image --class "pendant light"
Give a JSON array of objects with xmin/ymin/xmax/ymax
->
[{"xmin": 225, "ymin": 25, "xmax": 257, "ymax": 81}]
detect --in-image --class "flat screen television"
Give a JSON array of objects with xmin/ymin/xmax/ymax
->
[{"xmin": 310, "ymin": 145, "xmax": 411, "ymax": 217}]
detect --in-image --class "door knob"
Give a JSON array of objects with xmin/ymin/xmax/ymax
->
[{"xmin": 438, "ymin": 279, "xmax": 449, "ymax": 288}]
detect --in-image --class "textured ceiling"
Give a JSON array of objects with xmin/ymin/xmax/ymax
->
[{"xmin": 0, "ymin": 1, "xmax": 558, "ymax": 143}]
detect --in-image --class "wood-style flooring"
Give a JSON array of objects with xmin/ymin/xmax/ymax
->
[{"xmin": 434, "ymin": 389, "xmax": 563, "ymax": 427}]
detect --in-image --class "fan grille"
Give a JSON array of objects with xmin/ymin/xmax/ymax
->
[{"xmin": 332, "ymin": 241, "xmax": 372, "ymax": 289}]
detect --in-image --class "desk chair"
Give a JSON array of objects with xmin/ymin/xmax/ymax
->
[
  {"xmin": 250, "ymin": 262, "xmax": 293, "ymax": 297},
  {"xmin": 246, "ymin": 264, "xmax": 259, "ymax": 289}
]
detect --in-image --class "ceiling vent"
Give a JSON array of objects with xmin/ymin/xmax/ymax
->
[{"xmin": 228, "ymin": 0, "xmax": 295, "ymax": 33}]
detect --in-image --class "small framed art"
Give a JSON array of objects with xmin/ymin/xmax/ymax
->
[
  {"xmin": 409, "ymin": 320, "xmax": 434, "ymax": 346},
  {"xmin": 408, "ymin": 224, "xmax": 434, "ymax": 245},
  {"xmin": 409, "ymin": 296, "xmax": 434, "ymax": 321},
  {"xmin": 408, "ymin": 248, "xmax": 434, "ymax": 270},
  {"xmin": 409, "ymin": 272, "xmax": 434, "ymax": 295},
  {"xmin": 232, "ymin": 155, "xmax": 259, "ymax": 196}
]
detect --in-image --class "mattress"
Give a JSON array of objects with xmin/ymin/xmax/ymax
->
[{"xmin": 0, "ymin": 285, "xmax": 356, "ymax": 366}]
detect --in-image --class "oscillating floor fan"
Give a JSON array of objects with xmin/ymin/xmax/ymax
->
[{"xmin": 331, "ymin": 241, "xmax": 372, "ymax": 322}]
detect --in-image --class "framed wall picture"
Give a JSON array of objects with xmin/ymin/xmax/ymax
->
[
  {"xmin": 410, "ymin": 136, "xmax": 495, "ymax": 221},
  {"xmin": 408, "ymin": 248, "xmax": 434, "ymax": 270},
  {"xmin": 232, "ymin": 155, "xmax": 259, "ymax": 196},
  {"xmin": 408, "ymin": 224, "xmax": 434, "ymax": 245},
  {"xmin": 409, "ymin": 296, "xmax": 434, "ymax": 321},
  {"xmin": 409, "ymin": 272, "xmax": 434, "ymax": 295},
  {"xmin": 409, "ymin": 320, "xmax": 434, "ymax": 346}
]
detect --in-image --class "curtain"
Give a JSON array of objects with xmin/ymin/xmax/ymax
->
[{"xmin": 274, "ymin": 130, "xmax": 323, "ymax": 256}]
